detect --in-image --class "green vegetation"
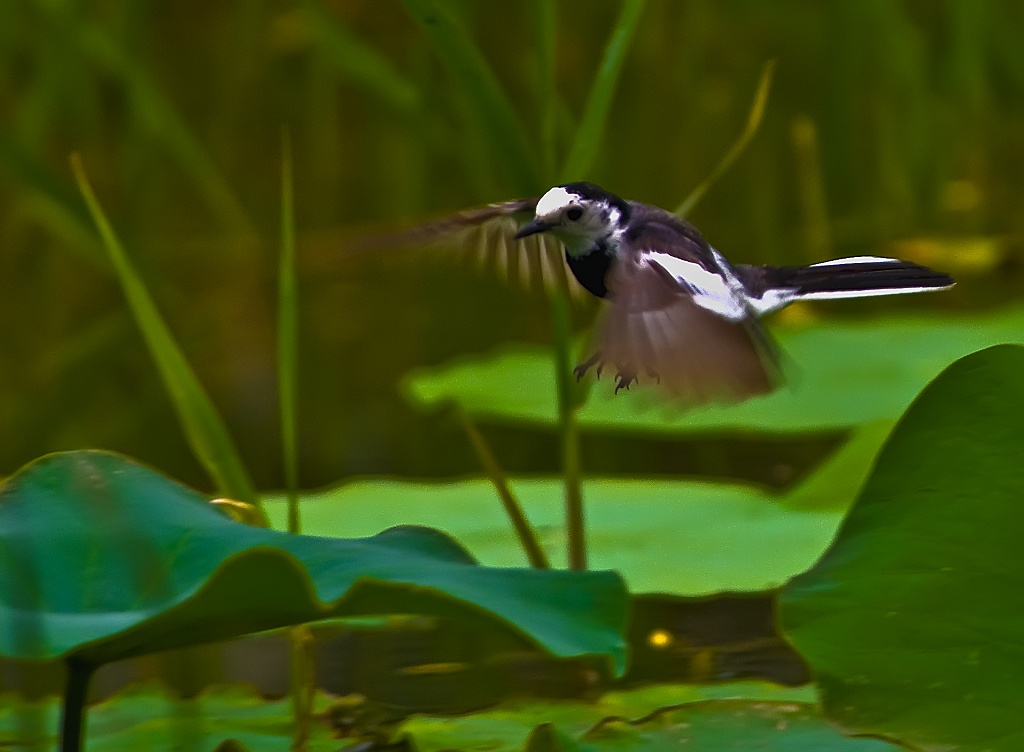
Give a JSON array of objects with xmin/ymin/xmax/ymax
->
[
  {"xmin": 781, "ymin": 345, "xmax": 1024, "ymax": 750},
  {"xmin": 2, "ymin": 2, "xmax": 1023, "ymax": 751}
]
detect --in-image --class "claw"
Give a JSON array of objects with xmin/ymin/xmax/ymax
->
[
  {"xmin": 577, "ymin": 353, "xmax": 644, "ymax": 394},
  {"xmin": 573, "ymin": 352, "xmax": 603, "ymax": 382},
  {"xmin": 613, "ymin": 370, "xmax": 638, "ymax": 393}
]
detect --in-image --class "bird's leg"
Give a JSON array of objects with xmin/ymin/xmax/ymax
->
[{"xmin": 573, "ymin": 352, "xmax": 603, "ymax": 381}]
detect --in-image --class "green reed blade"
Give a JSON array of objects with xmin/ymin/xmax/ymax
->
[
  {"xmin": 278, "ymin": 130, "xmax": 301, "ymax": 535},
  {"xmin": 561, "ymin": 0, "xmax": 647, "ymax": 181},
  {"xmin": 402, "ymin": 0, "xmax": 540, "ymax": 195},
  {"xmin": 303, "ymin": 2, "xmax": 420, "ymax": 113},
  {"xmin": 675, "ymin": 60, "xmax": 776, "ymax": 218},
  {"xmin": 70, "ymin": 154, "xmax": 263, "ymax": 517}
]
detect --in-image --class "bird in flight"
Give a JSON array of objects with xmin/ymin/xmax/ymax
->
[{"xmin": 364, "ymin": 182, "xmax": 954, "ymax": 405}]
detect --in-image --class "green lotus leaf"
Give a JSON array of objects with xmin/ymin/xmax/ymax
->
[
  {"xmin": 0, "ymin": 451, "xmax": 628, "ymax": 672},
  {"xmin": 0, "ymin": 684, "xmax": 339, "ymax": 752},
  {"xmin": 521, "ymin": 702, "xmax": 900, "ymax": 752},
  {"xmin": 405, "ymin": 684, "xmax": 902, "ymax": 752},
  {"xmin": 404, "ymin": 309, "xmax": 1024, "ymax": 434},
  {"xmin": 780, "ymin": 345, "xmax": 1024, "ymax": 751},
  {"xmin": 267, "ymin": 425, "xmax": 891, "ymax": 595},
  {"xmin": 4, "ymin": 681, "xmax": 885, "ymax": 752}
]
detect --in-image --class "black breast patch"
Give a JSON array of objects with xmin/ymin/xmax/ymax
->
[{"xmin": 566, "ymin": 246, "xmax": 612, "ymax": 298}]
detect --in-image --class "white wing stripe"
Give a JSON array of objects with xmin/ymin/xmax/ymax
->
[
  {"xmin": 795, "ymin": 286, "xmax": 949, "ymax": 301},
  {"xmin": 645, "ymin": 252, "xmax": 748, "ymax": 320},
  {"xmin": 811, "ymin": 256, "xmax": 900, "ymax": 267}
]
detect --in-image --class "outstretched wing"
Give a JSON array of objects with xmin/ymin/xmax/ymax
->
[
  {"xmin": 587, "ymin": 215, "xmax": 780, "ymax": 403},
  {"xmin": 347, "ymin": 198, "xmax": 583, "ymax": 298}
]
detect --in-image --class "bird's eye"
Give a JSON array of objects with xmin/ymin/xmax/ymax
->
[{"xmin": 566, "ymin": 207, "xmax": 583, "ymax": 221}]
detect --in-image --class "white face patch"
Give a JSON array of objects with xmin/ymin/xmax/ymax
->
[{"xmin": 535, "ymin": 186, "xmax": 580, "ymax": 219}]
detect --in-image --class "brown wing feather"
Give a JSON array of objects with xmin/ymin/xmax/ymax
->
[
  {"xmin": 589, "ymin": 249, "xmax": 778, "ymax": 404},
  {"xmin": 346, "ymin": 198, "xmax": 584, "ymax": 299}
]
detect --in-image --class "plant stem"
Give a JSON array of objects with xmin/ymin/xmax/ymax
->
[
  {"xmin": 60, "ymin": 658, "xmax": 95, "ymax": 752},
  {"xmin": 278, "ymin": 129, "xmax": 314, "ymax": 752},
  {"xmin": 560, "ymin": 0, "xmax": 647, "ymax": 180},
  {"xmin": 550, "ymin": 292, "xmax": 586, "ymax": 570},
  {"xmin": 457, "ymin": 407, "xmax": 550, "ymax": 568},
  {"xmin": 675, "ymin": 60, "xmax": 776, "ymax": 218},
  {"xmin": 279, "ymin": 128, "xmax": 301, "ymax": 536},
  {"xmin": 70, "ymin": 153, "xmax": 265, "ymax": 521},
  {"xmin": 540, "ymin": 0, "xmax": 589, "ymax": 569},
  {"xmin": 535, "ymin": 0, "xmax": 557, "ymax": 179},
  {"xmin": 289, "ymin": 625, "xmax": 316, "ymax": 751},
  {"xmin": 791, "ymin": 114, "xmax": 832, "ymax": 261}
]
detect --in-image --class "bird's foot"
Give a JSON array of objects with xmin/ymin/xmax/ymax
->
[
  {"xmin": 576, "ymin": 354, "xmax": 644, "ymax": 393},
  {"xmin": 614, "ymin": 370, "xmax": 638, "ymax": 393},
  {"xmin": 573, "ymin": 352, "xmax": 603, "ymax": 382}
]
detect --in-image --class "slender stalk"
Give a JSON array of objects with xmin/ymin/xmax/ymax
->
[
  {"xmin": 289, "ymin": 625, "xmax": 316, "ymax": 751},
  {"xmin": 402, "ymin": 0, "xmax": 539, "ymax": 194},
  {"xmin": 537, "ymin": 0, "xmax": 590, "ymax": 570},
  {"xmin": 550, "ymin": 293, "xmax": 586, "ymax": 570},
  {"xmin": 60, "ymin": 658, "xmax": 95, "ymax": 752},
  {"xmin": 536, "ymin": 0, "xmax": 558, "ymax": 179},
  {"xmin": 791, "ymin": 114, "xmax": 832, "ymax": 261},
  {"xmin": 279, "ymin": 129, "xmax": 301, "ymax": 536},
  {"xmin": 549, "ymin": 0, "xmax": 649, "ymax": 569},
  {"xmin": 675, "ymin": 60, "xmax": 776, "ymax": 218},
  {"xmin": 457, "ymin": 407, "xmax": 550, "ymax": 569},
  {"xmin": 560, "ymin": 0, "xmax": 647, "ymax": 180},
  {"xmin": 278, "ymin": 129, "xmax": 315, "ymax": 751},
  {"xmin": 70, "ymin": 153, "xmax": 265, "ymax": 520}
]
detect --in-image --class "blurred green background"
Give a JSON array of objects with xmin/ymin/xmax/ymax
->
[{"xmin": 1, "ymin": 0, "xmax": 1019, "ymax": 490}]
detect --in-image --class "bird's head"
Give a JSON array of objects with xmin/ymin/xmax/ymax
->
[{"xmin": 514, "ymin": 182, "xmax": 627, "ymax": 256}]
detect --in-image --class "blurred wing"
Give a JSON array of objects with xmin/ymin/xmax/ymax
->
[
  {"xmin": 589, "ymin": 229, "xmax": 780, "ymax": 404},
  {"xmin": 348, "ymin": 198, "xmax": 583, "ymax": 299}
]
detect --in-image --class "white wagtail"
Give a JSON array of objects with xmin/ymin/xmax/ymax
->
[{"xmin": 366, "ymin": 182, "xmax": 954, "ymax": 403}]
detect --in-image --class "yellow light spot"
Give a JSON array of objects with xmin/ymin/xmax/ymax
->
[
  {"xmin": 210, "ymin": 497, "xmax": 263, "ymax": 526},
  {"xmin": 648, "ymin": 629, "xmax": 673, "ymax": 649},
  {"xmin": 943, "ymin": 180, "xmax": 982, "ymax": 213},
  {"xmin": 887, "ymin": 235, "xmax": 1003, "ymax": 274},
  {"xmin": 773, "ymin": 301, "xmax": 817, "ymax": 328}
]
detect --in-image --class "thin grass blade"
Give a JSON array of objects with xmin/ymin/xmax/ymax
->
[
  {"xmin": 278, "ymin": 130, "xmax": 301, "ymax": 535},
  {"xmin": 456, "ymin": 407, "xmax": 550, "ymax": 569},
  {"xmin": 303, "ymin": 2, "xmax": 420, "ymax": 113},
  {"xmin": 278, "ymin": 129, "xmax": 315, "ymax": 751},
  {"xmin": 72, "ymin": 19, "xmax": 255, "ymax": 239},
  {"xmin": 550, "ymin": 292, "xmax": 587, "ymax": 570},
  {"xmin": 70, "ymin": 154, "xmax": 263, "ymax": 517},
  {"xmin": 0, "ymin": 137, "xmax": 103, "ymax": 267},
  {"xmin": 402, "ymin": 0, "xmax": 539, "ymax": 194},
  {"xmin": 535, "ymin": 0, "xmax": 596, "ymax": 570},
  {"xmin": 675, "ymin": 60, "xmax": 776, "ymax": 217},
  {"xmin": 560, "ymin": 0, "xmax": 647, "ymax": 181},
  {"xmin": 535, "ymin": 0, "xmax": 559, "ymax": 181}
]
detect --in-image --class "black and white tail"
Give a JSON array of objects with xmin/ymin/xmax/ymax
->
[{"xmin": 735, "ymin": 256, "xmax": 955, "ymax": 316}]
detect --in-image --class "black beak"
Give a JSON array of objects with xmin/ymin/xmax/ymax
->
[{"xmin": 514, "ymin": 219, "xmax": 552, "ymax": 240}]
